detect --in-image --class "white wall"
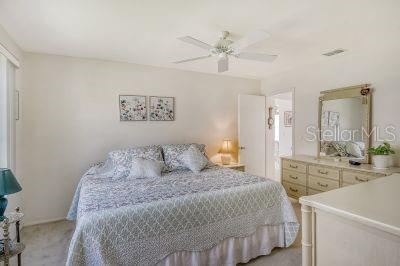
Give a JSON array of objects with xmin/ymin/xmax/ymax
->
[
  {"xmin": 261, "ymin": 48, "xmax": 400, "ymax": 165},
  {"xmin": 20, "ymin": 53, "xmax": 260, "ymax": 224}
]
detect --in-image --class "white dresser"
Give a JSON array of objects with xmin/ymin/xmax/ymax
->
[
  {"xmin": 281, "ymin": 155, "xmax": 400, "ymax": 199},
  {"xmin": 300, "ymin": 174, "xmax": 400, "ymax": 266}
]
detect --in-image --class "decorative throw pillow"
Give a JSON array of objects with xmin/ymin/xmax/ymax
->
[
  {"xmin": 331, "ymin": 142, "xmax": 349, "ymax": 157},
  {"xmin": 179, "ymin": 145, "xmax": 209, "ymax": 173},
  {"xmin": 108, "ymin": 145, "xmax": 163, "ymax": 177},
  {"xmin": 355, "ymin": 141, "xmax": 365, "ymax": 156},
  {"xmin": 162, "ymin": 143, "xmax": 206, "ymax": 171},
  {"xmin": 346, "ymin": 141, "xmax": 363, "ymax": 158},
  {"xmin": 128, "ymin": 158, "xmax": 164, "ymax": 179}
]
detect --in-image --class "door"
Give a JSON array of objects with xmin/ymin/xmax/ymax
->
[
  {"xmin": 266, "ymin": 91, "xmax": 294, "ymax": 181},
  {"xmin": 238, "ymin": 94, "xmax": 266, "ymax": 177}
]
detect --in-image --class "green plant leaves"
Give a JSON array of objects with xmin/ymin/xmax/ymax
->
[{"xmin": 368, "ymin": 142, "xmax": 395, "ymax": 155}]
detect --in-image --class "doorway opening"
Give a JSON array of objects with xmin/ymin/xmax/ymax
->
[{"xmin": 266, "ymin": 90, "xmax": 294, "ymax": 182}]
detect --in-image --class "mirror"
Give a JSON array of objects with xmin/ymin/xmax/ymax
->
[{"xmin": 318, "ymin": 85, "xmax": 371, "ymax": 163}]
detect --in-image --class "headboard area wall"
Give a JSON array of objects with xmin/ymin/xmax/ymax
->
[{"xmin": 19, "ymin": 53, "xmax": 260, "ymax": 224}]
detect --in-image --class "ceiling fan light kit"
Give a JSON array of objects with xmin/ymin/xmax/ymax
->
[{"xmin": 174, "ymin": 30, "xmax": 277, "ymax": 73}]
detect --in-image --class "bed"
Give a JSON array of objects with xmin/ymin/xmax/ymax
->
[{"xmin": 66, "ymin": 144, "xmax": 298, "ymax": 266}]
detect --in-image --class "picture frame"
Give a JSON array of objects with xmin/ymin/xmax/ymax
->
[
  {"xmin": 284, "ymin": 111, "xmax": 293, "ymax": 127},
  {"xmin": 149, "ymin": 96, "xmax": 175, "ymax": 121},
  {"xmin": 328, "ymin": 111, "xmax": 340, "ymax": 127},
  {"xmin": 119, "ymin": 95, "xmax": 147, "ymax": 121}
]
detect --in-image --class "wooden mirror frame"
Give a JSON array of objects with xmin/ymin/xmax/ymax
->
[{"xmin": 317, "ymin": 84, "xmax": 372, "ymax": 163}]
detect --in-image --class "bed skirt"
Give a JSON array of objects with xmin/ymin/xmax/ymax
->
[{"xmin": 158, "ymin": 224, "xmax": 285, "ymax": 266}]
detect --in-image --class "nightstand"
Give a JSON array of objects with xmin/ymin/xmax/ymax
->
[
  {"xmin": 1, "ymin": 207, "xmax": 24, "ymax": 266},
  {"xmin": 217, "ymin": 163, "xmax": 245, "ymax": 172}
]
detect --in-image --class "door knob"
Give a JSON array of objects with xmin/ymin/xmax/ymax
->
[{"xmin": 239, "ymin": 146, "xmax": 246, "ymax": 150}]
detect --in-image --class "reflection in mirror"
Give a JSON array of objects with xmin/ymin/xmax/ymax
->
[{"xmin": 320, "ymin": 97, "xmax": 365, "ymax": 159}]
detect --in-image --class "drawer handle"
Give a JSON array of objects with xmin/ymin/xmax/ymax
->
[
  {"xmin": 289, "ymin": 187, "xmax": 298, "ymax": 192},
  {"xmin": 317, "ymin": 182, "xmax": 328, "ymax": 188},
  {"xmin": 355, "ymin": 176, "xmax": 368, "ymax": 182},
  {"xmin": 318, "ymin": 170, "xmax": 329, "ymax": 175},
  {"xmin": 289, "ymin": 164, "xmax": 298, "ymax": 169},
  {"xmin": 289, "ymin": 175, "xmax": 298, "ymax": 180}
]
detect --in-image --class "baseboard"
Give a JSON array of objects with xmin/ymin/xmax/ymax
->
[{"xmin": 23, "ymin": 217, "xmax": 68, "ymax": 227}]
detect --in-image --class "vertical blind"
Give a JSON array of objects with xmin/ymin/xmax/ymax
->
[
  {"xmin": 0, "ymin": 53, "xmax": 17, "ymax": 169},
  {"xmin": 0, "ymin": 54, "xmax": 7, "ymax": 167}
]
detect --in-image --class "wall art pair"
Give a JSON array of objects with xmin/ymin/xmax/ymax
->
[{"xmin": 119, "ymin": 95, "xmax": 175, "ymax": 121}]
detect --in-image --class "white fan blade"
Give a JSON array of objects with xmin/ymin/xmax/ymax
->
[
  {"xmin": 173, "ymin": 55, "xmax": 211, "ymax": 64},
  {"xmin": 218, "ymin": 56, "xmax": 229, "ymax": 73},
  {"xmin": 177, "ymin": 36, "xmax": 214, "ymax": 50},
  {"xmin": 236, "ymin": 52, "xmax": 277, "ymax": 62},
  {"xmin": 232, "ymin": 30, "xmax": 271, "ymax": 51}
]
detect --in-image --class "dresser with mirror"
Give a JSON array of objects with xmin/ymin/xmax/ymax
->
[{"xmin": 281, "ymin": 84, "xmax": 400, "ymax": 199}]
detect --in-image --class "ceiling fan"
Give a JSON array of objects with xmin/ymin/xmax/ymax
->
[{"xmin": 174, "ymin": 30, "xmax": 277, "ymax": 73}]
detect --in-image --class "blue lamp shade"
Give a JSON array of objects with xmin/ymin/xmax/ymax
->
[
  {"xmin": 0, "ymin": 168, "xmax": 22, "ymax": 196},
  {"xmin": 0, "ymin": 169, "xmax": 22, "ymax": 219}
]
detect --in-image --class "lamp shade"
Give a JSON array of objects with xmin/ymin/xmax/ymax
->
[
  {"xmin": 219, "ymin": 140, "xmax": 233, "ymax": 154},
  {"xmin": 0, "ymin": 169, "xmax": 22, "ymax": 196}
]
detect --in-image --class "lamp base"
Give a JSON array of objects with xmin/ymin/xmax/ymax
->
[
  {"xmin": 0, "ymin": 196, "xmax": 7, "ymax": 221},
  {"xmin": 221, "ymin": 154, "xmax": 231, "ymax": 165}
]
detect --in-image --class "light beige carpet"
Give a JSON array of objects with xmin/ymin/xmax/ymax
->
[{"xmin": 21, "ymin": 202, "xmax": 301, "ymax": 266}]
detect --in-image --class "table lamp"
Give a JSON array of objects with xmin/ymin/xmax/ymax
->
[
  {"xmin": 0, "ymin": 169, "xmax": 22, "ymax": 219},
  {"xmin": 219, "ymin": 139, "xmax": 233, "ymax": 165}
]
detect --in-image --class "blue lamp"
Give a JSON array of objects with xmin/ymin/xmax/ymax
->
[{"xmin": 0, "ymin": 169, "xmax": 22, "ymax": 219}]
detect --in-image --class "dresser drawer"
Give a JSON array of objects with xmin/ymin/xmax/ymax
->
[
  {"xmin": 282, "ymin": 169, "xmax": 307, "ymax": 186},
  {"xmin": 282, "ymin": 181, "xmax": 306, "ymax": 198},
  {"xmin": 342, "ymin": 170, "xmax": 385, "ymax": 185},
  {"xmin": 309, "ymin": 165, "xmax": 339, "ymax": 180},
  {"xmin": 309, "ymin": 175, "xmax": 339, "ymax": 192},
  {"xmin": 282, "ymin": 160, "xmax": 307, "ymax": 173},
  {"xmin": 308, "ymin": 188, "xmax": 322, "ymax": 195}
]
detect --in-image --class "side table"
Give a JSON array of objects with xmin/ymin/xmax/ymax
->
[{"xmin": 0, "ymin": 207, "xmax": 24, "ymax": 266}]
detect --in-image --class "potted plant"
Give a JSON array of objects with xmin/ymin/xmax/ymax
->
[{"xmin": 368, "ymin": 142, "xmax": 395, "ymax": 169}]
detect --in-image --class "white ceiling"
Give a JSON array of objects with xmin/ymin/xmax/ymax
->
[{"xmin": 1, "ymin": 0, "xmax": 399, "ymax": 79}]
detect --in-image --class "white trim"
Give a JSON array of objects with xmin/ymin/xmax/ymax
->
[
  {"xmin": 22, "ymin": 217, "xmax": 68, "ymax": 227},
  {"xmin": 0, "ymin": 42, "xmax": 20, "ymax": 68}
]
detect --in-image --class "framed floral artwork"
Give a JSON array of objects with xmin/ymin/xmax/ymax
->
[
  {"xmin": 119, "ymin": 95, "xmax": 147, "ymax": 121},
  {"xmin": 149, "ymin": 96, "xmax": 175, "ymax": 121}
]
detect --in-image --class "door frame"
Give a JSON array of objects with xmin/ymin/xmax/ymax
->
[{"xmin": 265, "ymin": 88, "xmax": 295, "ymax": 179}]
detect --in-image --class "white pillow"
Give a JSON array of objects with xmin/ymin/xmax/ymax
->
[
  {"xmin": 128, "ymin": 158, "xmax": 164, "ymax": 179},
  {"xmin": 179, "ymin": 145, "xmax": 209, "ymax": 173},
  {"xmin": 161, "ymin": 143, "xmax": 206, "ymax": 171},
  {"xmin": 346, "ymin": 142, "xmax": 363, "ymax": 158},
  {"xmin": 108, "ymin": 145, "xmax": 163, "ymax": 177}
]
